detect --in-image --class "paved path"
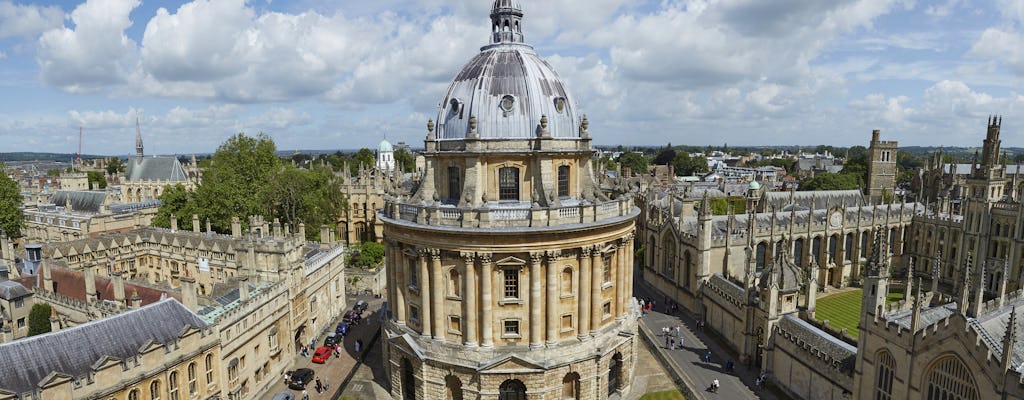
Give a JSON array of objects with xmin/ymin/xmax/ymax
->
[
  {"xmin": 634, "ymin": 281, "xmax": 790, "ymax": 400},
  {"xmin": 260, "ymin": 294, "xmax": 384, "ymax": 400}
]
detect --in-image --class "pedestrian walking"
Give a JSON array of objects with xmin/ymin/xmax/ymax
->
[
  {"xmin": 355, "ymin": 339, "xmax": 363, "ymax": 353},
  {"xmin": 675, "ymin": 326, "xmax": 681, "ymax": 338},
  {"xmin": 679, "ymin": 336, "xmax": 684, "ymax": 349},
  {"xmin": 315, "ymin": 377, "xmax": 323, "ymax": 393},
  {"xmin": 669, "ymin": 337, "xmax": 675, "ymax": 350},
  {"xmin": 639, "ymin": 299, "xmax": 646, "ymax": 314},
  {"xmin": 704, "ymin": 350, "xmax": 712, "ymax": 363},
  {"xmin": 665, "ymin": 335, "xmax": 671, "ymax": 348}
]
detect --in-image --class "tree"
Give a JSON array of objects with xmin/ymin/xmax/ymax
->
[
  {"xmin": 0, "ymin": 166, "xmax": 23, "ymax": 237},
  {"xmin": 349, "ymin": 148, "xmax": 376, "ymax": 176},
  {"xmin": 87, "ymin": 171, "xmax": 106, "ymax": 190},
  {"xmin": 195, "ymin": 133, "xmax": 281, "ymax": 232},
  {"xmin": 801, "ymin": 172, "xmax": 861, "ymax": 191},
  {"xmin": 673, "ymin": 152, "xmax": 709, "ymax": 176},
  {"xmin": 653, "ymin": 145, "xmax": 676, "ymax": 165},
  {"xmin": 617, "ymin": 152, "xmax": 650, "ymax": 176},
  {"xmin": 153, "ymin": 184, "xmax": 197, "ymax": 231},
  {"xmin": 394, "ymin": 149, "xmax": 415, "ymax": 173},
  {"xmin": 267, "ymin": 164, "xmax": 346, "ymax": 240},
  {"xmin": 28, "ymin": 303, "xmax": 53, "ymax": 336},
  {"xmin": 106, "ymin": 157, "xmax": 125, "ymax": 176},
  {"xmin": 350, "ymin": 242, "xmax": 385, "ymax": 269}
]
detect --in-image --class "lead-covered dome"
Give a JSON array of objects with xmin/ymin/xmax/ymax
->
[{"xmin": 436, "ymin": 1, "xmax": 579, "ymax": 140}]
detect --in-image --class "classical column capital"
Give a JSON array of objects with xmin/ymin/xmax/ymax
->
[
  {"xmin": 460, "ymin": 251, "xmax": 476, "ymax": 265},
  {"xmin": 530, "ymin": 251, "xmax": 544, "ymax": 264},
  {"xmin": 545, "ymin": 250, "xmax": 561, "ymax": 261},
  {"xmin": 478, "ymin": 252, "xmax": 493, "ymax": 265},
  {"xmin": 580, "ymin": 247, "xmax": 593, "ymax": 258}
]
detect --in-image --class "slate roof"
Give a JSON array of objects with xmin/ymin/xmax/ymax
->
[
  {"xmin": 125, "ymin": 157, "xmax": 188, "ymax": 182},
  {"xmin": 777, "ymin": 315, "xmax": 856, "ymax": 371},
  {"xmin": 971, "ymin": 297, "xmax": 1024, "ymax": 369},
  {"xmin": 676, "ymin": 202, "xmax": 919, "ymax": 237},
  {"xmin": 0, "ymin": 299, "xmax": 208, "ymax": 395},
  {"xmin": 0, "ymin": 281, "xmax": 31, "ymax": 300},
  {"xmin": 762, "ymin": 190, "xmax": 865, "ymax": 212},
  {"xmin": 758, "ymin": 239, "xmax": 804, "ymax": 293},
  {"xmin": 50, "ymin": 190, "xmax": 107, "ymax": 213},
  {"xmin": 942, "ymin": 164, "xmax": 1024, "ymax": 175},
  {"xmin": 885, "ymin": 302, "xmax": 958, "ymax": 332}
]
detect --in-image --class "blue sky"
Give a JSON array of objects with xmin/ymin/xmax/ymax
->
[{"xmin": 0, "ymin": 0, "xmax": 1023, "ymax": 155}]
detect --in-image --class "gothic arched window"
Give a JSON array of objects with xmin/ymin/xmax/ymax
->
[
  {"xmin": 924, "ymin": 355, "xmax": 978, "ymax": 400},
  {"xmin": 874, "ymin": 350, "xmax": 895, "ymax": 400}
]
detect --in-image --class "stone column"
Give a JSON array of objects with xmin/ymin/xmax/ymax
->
[
  {"xmin": 394, "ymin": 247, "xmax": 406, "ymax": 325},
  {"xmin": 462, "ymin": 252, "xmax": 478, "ymax": 346},
  {"xmin": 626, "ymin": 234, "xmax": 635, "ymax": 303},
  {"xmin": 578, "ymin": 247, "xmax": 592, "ymax": 339},
  {"xmin": 430, "ymin": 249, "xmax": 445, "ymax": 341},
  {"xmin": 419, "ymin": 250, "xmax": 431, "ymax": 337},
  {"xmin": 591, "ymin": 246, "xmax": 604, "ymax": 332},
  {"xmin": 615, "ymin": 240, "xmax": 626, "ymax": 320},
  {"xmin": 545, "ymin": 250, "xmax": 559, "ymax": 346},
  {"xmin": 480, "ymin": 253, "xmax": 494, "ymax": 347},
  {"xmin": 529, "ymin": 252, "xmax": 543, "ymax": 349}
]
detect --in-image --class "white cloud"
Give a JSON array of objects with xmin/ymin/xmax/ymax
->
[
  {"xmin": 0, "ymin": 1, "xmax": 64, "ymax": 40},
  {"xmin": 245, "ymin": 108, "xmax": 311, "ymax": 130},
  {"xmin": 36, "ymin": 0, "xmax": 141, "ymax": 93}
]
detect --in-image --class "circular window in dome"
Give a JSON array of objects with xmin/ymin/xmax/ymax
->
[
  {"xmin": 500, "ymin": 95, "xmax": 515, "ymax": 113},
  {"xmin": 554, "ymin": 97, "xmax": 566, "ymax": 113}
]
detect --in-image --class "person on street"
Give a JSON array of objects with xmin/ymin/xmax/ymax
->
[
  {"xmin": 704, "ymin": 350, "xmax": 712, "ymax": 363},
  {"xmin": 711, "ymin": 378, "xmax": 719, "ymax": 393}
]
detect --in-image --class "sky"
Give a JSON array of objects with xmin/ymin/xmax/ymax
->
[{"xmin": 1, "ymin": 0, "xmax": 1023, "ymax": 156}]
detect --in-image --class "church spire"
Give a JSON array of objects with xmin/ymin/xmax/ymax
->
[
  {"xmin": 490, "ymin": 0, "xmax": 524, "ymax": 44},
  {"xmin": 135, "ymin": 115, "xmax": 144, "ymax": 165}
]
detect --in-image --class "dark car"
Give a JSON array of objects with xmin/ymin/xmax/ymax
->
[
  {"xmin": 335, "ymin": 322, "xmax": 350, "ymax": 336},
  {"xmin": 353, "ymin": 300, "xmax": 369, "ymax": 313},
  {"xmin": 324, "ymin": 332, "xmax": 340, "ymax": 347},
  {"xmin": 343, "ymin": 310, "xmax": 362, "ymax": 325},
  {"xmin": 287, "ymin": 368, "xmax": 315, "ymax": 390}
]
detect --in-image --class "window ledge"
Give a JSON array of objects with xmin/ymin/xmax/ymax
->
[
  {"xmin": 560, "ymin": 293, "xmax": 574, "ymax": 299},
  {"xmin": 446, "ymin": 296, "xmax": 462, "ymax": 301},
  {"xmin": 498, "ymin": 299, "xmax": 523, "ymax": 306},
  {"xmin": 501, "ymin": 333, "xmax": 522, "ymax": 339},
  {"xmin": 602, "ymin": 282, "xmax": 613, "ymax": 290}
]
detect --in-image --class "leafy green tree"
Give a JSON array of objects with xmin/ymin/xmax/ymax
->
[
  {"xmin": 350, "ymin": 242, "xmax": 385, "ymax": 269},
  {"xmin": 87, "ymin": 171, "xmax": 106, "ymax": 190},
  {"xmin": 106, "ymin": 157, "xmax": 125, "ymax": 176},
  {"xmin": 349, "ymin": 148, "xmax": 376, "ymax": 176},
  {"xmin": 653, "ymin": 144, "xmax": 676, "ymax": 165},
  {"xmin": 394, "ymin": 149, "xmax": 415, "ymax": 173},
  {"xmin": 28, "ymin": 303, "xmax": 53, "ymax": 336},
  {"xmin": 195, "ymin": 133, "xmax": 281, "ymax": 232},
  {"xmin": 0, "ymin": 166, "xmax": 23, "ymax": 237},
  {"xmin": 267, "ymin": 164, "xmax": 346, "ymax": 240},
  {"xmin": 801, "ymin": 172, "xmax": 861, "ymax": 191},
  {"xmin": 45, "ymin": 168, "xmax": 62, "ymax": 177},
  {"xmin": 673, "ymin": 152, "xmax": 709, "ymax": 176},
  {"xmin": 152, "ymin": 184, "xmax": 198, "ymax": 231},
  {"xmin": 618, "ymin": 152, "xmax": 650, "ymax": 176},
  {"xmin": 710, "ymin": 197, "xmax": 747, "ymax": 215}
]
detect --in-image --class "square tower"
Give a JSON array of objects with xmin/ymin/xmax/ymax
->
[{"xmin": 867, "ymin": 129, "xmax": 898, "ymax": 202}]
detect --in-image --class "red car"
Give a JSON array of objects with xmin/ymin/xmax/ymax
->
[{"xmin": 311, "ymin": 346, "xmax": 332, "ymax": 364}]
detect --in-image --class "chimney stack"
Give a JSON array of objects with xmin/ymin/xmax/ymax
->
[
  {"xmin": 192, "ymin": 214, "xmax": 200, "ymax": 233},
  {"xmin": 49, "ymin": 307, "xmax": 61, "ymax": 332},
  {"xmin": 273, "ymin": 218, "xmax": 282, "ymax": 239},
  {"xmin": 231, "ymin": 217, "xmax": 241, "ymax": 238},
  {"xmin": 179, "ymin": 276, "xmax": 198, "ymax": 312},
  {"xmin": 170, "ymin": 214, "xmax": 178, "ymax": 233},
  {"xmin": 320, "ymin": 225, "xmax": 331, "ymax": 248},
  {"xmin": 84, "ymin": 267, "xmax": 98, "ymax": 303},
  {"xmin": 239, "ymin": 276, "xmax": 250, "ymax": 303},
  {"xmin": 206, "ymin": 218, "xmax": 212, "ymax": 234},
  {"xmin": 130, "ymin": 289, "xmax": 142, "ymax": 308},
  {"xmin": 111, "ymin": 271, "xmax": 126, "ymax": 308},
  {"xmin": 298, "ymin": 223, "xmax": 306, "ymax": 240}
]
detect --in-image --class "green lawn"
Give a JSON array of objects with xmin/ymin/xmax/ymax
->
[
  {"xmin": 815, "ymin": 290, "xmax": 864, "ymax": 339},
  {"xmin": 639, "ymin": 389, "xmax": 686, "ymax": 400}
]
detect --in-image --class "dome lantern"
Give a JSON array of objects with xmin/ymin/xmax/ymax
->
[{"xmin": 490, "ymin": 0, "xmax": 524, "ymax": 44}]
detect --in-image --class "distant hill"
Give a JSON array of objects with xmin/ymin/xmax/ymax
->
[{"xmin": 0, "ymin": 152, "xmax": 104, "ymax": 162}]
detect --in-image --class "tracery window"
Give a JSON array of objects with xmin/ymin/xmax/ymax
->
[
  {"xmin": 925, "ymin": 355, "xmax": 978, "ymax": 400},
  {"xmin": 874, "ymin": 351, "xmax": 895, "ymax": 400}
]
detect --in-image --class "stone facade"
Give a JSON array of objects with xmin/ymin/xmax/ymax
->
[
  {"xmin": 867, "ymin": 129, "xmax": 898, "ymax": 203},
  {"xmin": 381, "ymin": 2, "xmax": 639, "ymax": 399}
]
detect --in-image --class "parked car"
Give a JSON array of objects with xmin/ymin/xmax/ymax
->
[
  {"xmin": 271, "ymin": 392, "xmax": 294, "ymax": 400},
  {"xmin": 311, "ymin": 346, "xmax": 332, "ymax": 363},
  {"xmin": 353, "ymin": 300, "xmax": 369, "ymax": 313},
  {"xmin": 335, "ymin": 322, "xmax": 350, "ymax": 336},
  {"xmin": 343, "ymin": 310, "xmax": 362, "ymax": 325},
  {"xmin": 287, "ymin": 368, "xmax": 314, "ymax": 390},
  {"xmin": 324, "ymin": 332, "xmax": 340, "ymax": 347}
]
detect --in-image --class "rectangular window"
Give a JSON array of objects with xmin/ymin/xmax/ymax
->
[
  {"xmin": 410, "ymin": 305, "xmax": 421, "ymax": 323},
  {"xmin": 504, "ymin": 269, "xmax": 519, "ymax": 299},
  {"xmin": 408, "ymin": 258, "xmax": 419, "ymax": 289},
  {"xmin": 602, "ymin": 302, "xmax": 611, "ymax": 318},
  {"xmin": 450, "ymin": 316, "xmax": 461, "ymax": 333},
  {"xmin": 14, "ymin": 299, "xmax": 23, "ymax": 308},
  {"xmin": 557, "ymin": 165, "xmax": 570, "ymax": 197},
  {"xmin": 503, "ymin": 320, "xmax": 520, "ymax": 337},
  {"xmin": 17, "ymin": 318, "xmax": 25, "ymax": 328},
  {"xmin": 499, "ymin": 167, "xmax": 520, "ymax": 201},
  {"xmin": 603, "ymin": 255, "xmax": 612, "ymax": 283},
  {"xmin": 561, "ymin": 314, "xmax": 573, "ymax": 330},
  {"xmin": 448, "ymin": 166, "xmax": 461, "ymax": 202}
]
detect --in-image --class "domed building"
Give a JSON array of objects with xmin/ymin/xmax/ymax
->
[
  {"xmin": 380, "ymin": 2, "xmax": 640, "ymax": 399},
  {"xmin": 378, "ymin": 138, "xmax": 396, "ymax": 172}
]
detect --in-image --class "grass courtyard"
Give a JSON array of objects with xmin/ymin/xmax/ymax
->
[
  {"xmin": 639, "ymin": 389, "xmax": 686, "ymax": 400},
  {"xmin": 814, "ymin": 289, "xmax": 905, "ymax": 339}
]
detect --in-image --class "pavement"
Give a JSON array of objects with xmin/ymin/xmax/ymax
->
[
  {"xmin": 634, "ymin": 279, "xmax": 791, "ymax": 400},
  {"xmin": 260, "ymin": 294, "xmax": 384, "ymax": 400}
]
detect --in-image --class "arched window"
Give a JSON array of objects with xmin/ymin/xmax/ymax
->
[
  {"xmin": 682, "ymin": 251, "xmax": 692, "ymax": 288},
  {"xmin": 794, "ymin": 238, "xmax": 804, "ymax": 266},
  {"xmin": 756, "ymin": 242, "xmax": 767, "ymax": 269},
  {"xmin": 168, "ymin": 371, "xmax": 179, "ymax": 400},
  {"xmin": 187, "ymin": 362, "xmax": 197, "ymax": 395},
  {"xmin": 562, "ymin": 372, "xmax": 580, "ymax": 399},
  {"xmin": 845, "ymin": 233, "xmax": 854, "ymax": 262},
  {"xmin": 609, "ymin": 353, "xmax": 623, "ymax": 395},
  {"xmin": 561, "ymin": 267, "xmax": 573, "ymax": 295},
  {"xmin": 647, "ymin": 236, "xmax": 657, "ymax": 268},
  {"xmin": 875, "ymin": 350, "xmax": 895, "ymax": 400},
  {"xmin": 127, "ymin": 389, "xmax": 138, "ymax": 400},
  {"xmin": 205, "ymin": 354, "xmax": 214, "ymax": 385},
  {"xmin": 498, "ymin": 379, "xmax": 527, "ymax": 400},
  {"xmin": 150, "ymin": 380, "xmax": 161, "ymax": 400},
  {"xmin": 449, "ymin": 269, "xmax": 461, "ymax": 298},
  {"xmin": 557, "ymin": 165, "xmax": 570, "ymax": 197},
  {"xmin": 445, "ymin": 375, "xmax": 463, "ymax": 400},
  {"xmin": 924, "ymin": 355, "xmax": 979, "ymax": 400},
  {"xmin": 812, "ymin": 237, "xmax": 823, "ymax": 265},
  {"xmin": 498, "ymin": 167, "xmax": 520, "ymax": 201},
  {"xmin": 662, "ymin": 236, "xmax": 675, "ymax": 278}
]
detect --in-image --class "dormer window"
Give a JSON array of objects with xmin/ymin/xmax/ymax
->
[
  {"xmin": 450, "ymin": 99, "xmax": 464, "ymax": 119},
  {"xmin": 554, "ymin": 97, "xmax": 566, "ymax": 113},
  {"xmin": 500, "ymin": 95, "xmax": 515, "ymax": 113}
]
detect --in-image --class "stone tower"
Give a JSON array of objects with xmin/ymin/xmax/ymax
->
[
  {"xmin": 867, "ymin": 129, "xmax": 898, "ymax": 203},
  {"xmin": 380, "ymin": 2, "xmax": 639, "ymax": 399}
]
